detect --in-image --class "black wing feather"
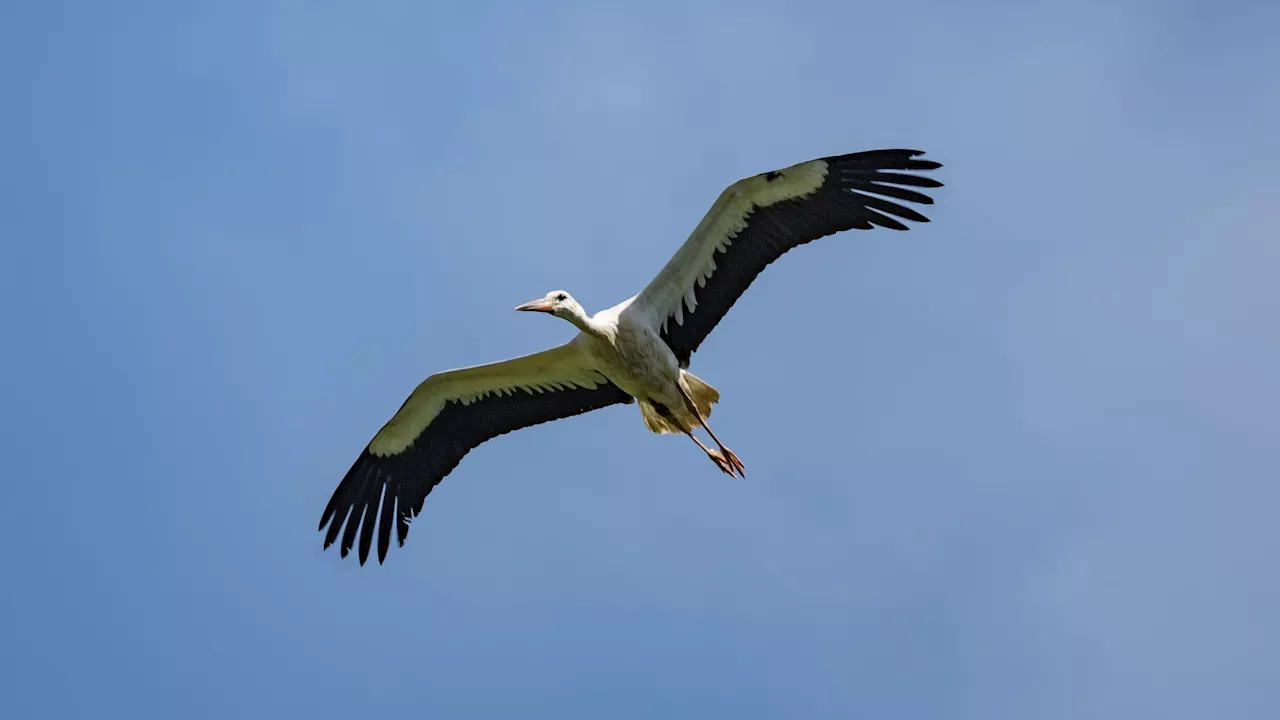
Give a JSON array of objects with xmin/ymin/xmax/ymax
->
[
  {"xmin": 319, "ymin": 381, "xmax": 633, "ymax": 565},
  {"xmin": 659, "ymin": 149, "xmax": 943, "ymax": 367}
]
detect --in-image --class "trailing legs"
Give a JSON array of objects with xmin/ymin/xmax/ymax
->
[
  {"xmin": 652, "ymin": 401, "xmax": 739, "ymax": 477},
  {"xmin": 676, "ymin": 383, "xmax": 745, "ymax": 477}
]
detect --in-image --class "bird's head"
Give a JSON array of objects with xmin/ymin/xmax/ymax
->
[{"xmin": 514, "ymin": 290, "xmax": 582, "ymax": 320}]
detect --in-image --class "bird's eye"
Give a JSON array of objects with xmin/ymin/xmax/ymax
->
[{"xmin": 556, "ymin": 293, "xmax": 567, "ymax": 301}]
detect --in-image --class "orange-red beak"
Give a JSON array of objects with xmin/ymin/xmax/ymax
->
[{"xmin": 514, "ymin": 298, "xmax": 555, "ymax": 313}]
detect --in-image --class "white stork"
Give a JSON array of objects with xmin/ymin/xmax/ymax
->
[{"xmin": 320, "ymin": 148, "xmax": 943, "ymax": 564}]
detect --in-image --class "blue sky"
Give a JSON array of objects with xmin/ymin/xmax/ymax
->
[{"xmin": 3, "ymin": 1, "xmax": 1277, "ymax": 717}]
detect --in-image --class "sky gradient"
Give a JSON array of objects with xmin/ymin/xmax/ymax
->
[{"xmin": 3, "ymin": 1, "xmax": 1278, "ymax": 718}]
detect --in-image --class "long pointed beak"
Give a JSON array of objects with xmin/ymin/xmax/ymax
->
[{"xmin": 514, "ymin": 299, "xmax": 555, "ymax": 313}]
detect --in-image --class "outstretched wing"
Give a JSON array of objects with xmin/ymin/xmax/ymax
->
[
  {"xmin": 630, "ymin": 149, "xmax": 943, "ymax": 367},
  {"xmin": 319, "ymin": 339, "xmax": 632, "ymax": 565}
]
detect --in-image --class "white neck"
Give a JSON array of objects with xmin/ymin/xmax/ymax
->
[{"xmin": 561, "ymin": 305, "xmax": 604, "ymax": 337}]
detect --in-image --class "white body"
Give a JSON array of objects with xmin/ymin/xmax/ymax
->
[
  {"xmin": 545, "ymin": 295, "xmax": 718, "ymax": 435},
  {"xmin": 582, "ymin": 300, "xmax": 678, "ymax": 403}
]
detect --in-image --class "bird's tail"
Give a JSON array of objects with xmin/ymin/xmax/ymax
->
[
  {"xmin": 680, "ymin": 370, "xmax": 720, "ymax": 420},
  {"xmin": 640, "ymin": 401, "xmax": 684, "ymax": 434},
  {"xmin": 638, "ymin": 372, "xmax": 721, "ymax": 435}
]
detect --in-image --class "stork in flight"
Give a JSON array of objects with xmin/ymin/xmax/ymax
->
[{"xmin": 320, "ymin": 149, "xmax": 943, "ymax": 564}]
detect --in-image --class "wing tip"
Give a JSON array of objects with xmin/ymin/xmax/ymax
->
[
  {"xmin": 320, "ymin": 446, "xmax": 402, "ymax": 567},
  {"xmin": 902, "ymin": 148, "xmax": 942, "ymax": 165},
  {"xmin": 894, "ymin": 150, "xmax": 943, "ymax": 172},
  {"xmin": 846, "ymin": 148, "xmax": 943, "ymax": 172}
]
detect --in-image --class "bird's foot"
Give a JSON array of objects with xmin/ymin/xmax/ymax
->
[
  {"xmin": 719, "ymin": 446, "xmax": 746, "ymax": 477},
  {"xmin": 707, "ymin": 449, "xmax": 740, "ymax": 478}
]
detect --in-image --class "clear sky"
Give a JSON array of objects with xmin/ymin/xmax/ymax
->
[{"xmin": 3, "ymin": 1, "xmax": 1277, "ymax": 718}]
